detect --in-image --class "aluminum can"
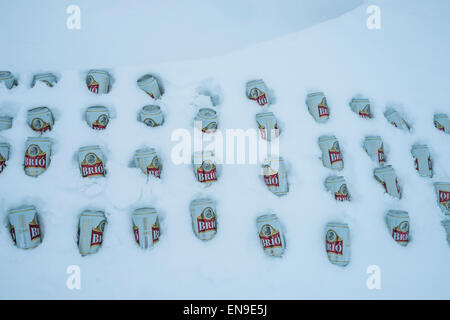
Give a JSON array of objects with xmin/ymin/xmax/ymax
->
[
  {"xmin": 132, "ymin": 207, "xmax": 160, "ymax": 249},
  {"xmin": 349, "ymin": 98, "xmax": 372, "ymax": 119},
  {"xmin": 8, "ymin": 205, "xmax": 41, "ymax": 249},
  {"xmin": 325, "ymin": 222, "xmax": 350, "ymax": 267},
  {"xmin": 86, "ymin": 106, "xmax": 110, "ymax": 130},
  {"xmin": 324, "ymin": 176, "xmax": 350, "ymax": 201},
  {"xmin": 373, "ymin": 165, "xmax": 401, "ymax": 199},
  {"xmin": 256, "ymin": 214, "xmax": 285, "ymax": 257},
  {"xmin": 77, "ymin": 210, "xmax": 107, "ymax": 256},
  {"xmin": 194, "ymin": 108, "xmax": 217, "ymax": 133},
  {"xmin": 137, "ymin": 74, "xmax": 161, "ymax": 99},
  {"xmin": 27, "ymin": 107, "xmax": 54, "ymax": 134},
  {"xmin": 363, "ymin": 135, "xmax": 386, "ymax": 166},
  {"xmin": 31, "ymin": 73, "xmax": 57, "ymax": 88},
  {"xmin": 255, "ymin": 112, "xmax": 279, "ymax": 141},
  {"xmin": 318, "ymin": 135, "xmax": 344, "ymax": 170},
  {"xmin": 0, "ymin": 142, "xmax": 10, "ymax": 174},
  {"xmin": 86, "ymin": 69, "xmax": 110, "ymax": 94},
  {"xmin": 0, "ymin": 116, "xmax": 13, "ymax": 131},
  {"xmin": 24, "ymin": 137, "xmax": 52, "ymax": 177},
  {"xmin": 78, "ymin": 145, "xmax": 106, "ymax": 178},
  {"xmin": 306, "ymin": 92, "xmax": 329, "ymax": 123},
  {"xmin": 0, "ymin": 71, "xmax": 17, "ymax": 89},
  {"xmin": 190, "ymin": 198, "xmax": 217, "ymax": 241},
  {"xmin": 139, "ymin": 105, "xmax": 164, "ymax": 127},
  {"xmin": 262, "ymin": 157, "xmax": 289, "ymax": 196},
  {"xmin": 434, "ymin": 182, "xmax": 450, "ymax": 215},
  {"xmin": 246, "ymin": 79, "xmax": 270, "ymax": 107},
  {"xmin": 134, "ymin": 147, "xmax": 161, "ymax": 179},
  {"xmin": 434, "ymin": 113, "xmax": 449, "ymax": 134},
  {"xmin": 384, "ymin": 108, "xmax": 410, "ymax": 131},
  {"xmin": 411, "ymin": 144, "xmax": 432, "ymax": 178},
  {"xmin": 442, "ymin": 219, "xmax": 450, "ymax": 246},
  {"xmin": 193, "ymin": 151, "xmax": 217, "ymax": 186},
  {"xmin": 386, "ymin": 210, "xmax": 409, "ymax": 246}
]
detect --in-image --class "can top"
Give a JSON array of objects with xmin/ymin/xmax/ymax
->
[
  {"xmin": 384, "ymin": 108, "xmax": 400, "ymax": 117},
  {"xmin": 87, "ymin": 69, "xmax": 109, "ymax": 76},
  {"xmin": 133, "ymin": 207, "xmax": 157, "ymax": 215},
  {"xmin": 137, "ymin": 74, "xmax": 157, "ymax": 87},
  {"xmin": 26, "ymin": 137, "xmax": 52, "ymax": 144},
  {"xmin": 411, "ymin": 144, "xmax": 429, "ymax": 151},
  {"xmin": 33, "ymin": 73, "xmax": 56, "ymax": 79},
  {"xmin": 350, "ymin": 98, "xmax": 370, "ymax": 104},
  {"xmin": 197, "ymin": 108, "xmax": 217, "ymax": 119},
  {"xmin": 434, "ymin": 182, "xmax": 450, "ymax": 188},
  {"xmin": 255, "ymin": 111, "xmax": 275, "ymax": 119},
  {"xmin": 434, "ymin": 113, "xmax": 449, "ymax": 120},
  {"xmin": 79, "ymin": 145, "xmax": 102, "ymax": 153},
  {"xmin": 326, "ymin": 222, "xmax": 349, "ymax": 229},
  {"xmin": 27, "ymin": 106, "xmax": 52, "ymax": 116},
  {"xmin": 306, "ymin": 92, "xmax": 325, "ymax": 99},
  {"xmin": 87, "ymin": 106, "xmax": 109, "ymax": 113},
  {"xmin": 373, "ymin": 165, "xmax": 394, "ymax": 174},
  {"xmin": 0, "ymin": 116, "xmax": 13, "ymax": 122},
  {"xmin": 256, "ymin": 213, "xmax": 278, "ymax": 224},
  {"xmin": 0, "ymin": 142, "xmax": 10, "ymax": 148},
  {"xmin": 141, "ymin": 105, "xmax": 161, "ymax": 115},
  {"xmin": 193, "ymin": 150, "xmax": 214, "ymax": 158},
  {"xmin": 135, "ymin": 147, "xmax": 156, "ymax": 157},
  {"xmin": 386, "ymin": 210, "xmax": 409, "ymax": 219},
  {"xmin": 0, "ymin": 71, "xmax": 13, "ymax": 80},
  {"xmin": 325, "ymin": 175, "xmax": 346, "ymax": 184},
  {"xmin": 80, "ymin": 210, "xmax": 105, "ymax": 218},
  {"xmin": 190, "ymin": 198, "xmax": 214, "ymax": 207},
  {"xmin": 246, "ymin": 79, "xmax": 265, "ymax": 87},
  {"xmin": 9, "ymin": 205, "xmax": 37, "ymax": 215},
  {"xmin": 318, "ymin": 135, "xmax": 337, "ymax": 143},
  {"xmin": 364, "ymin": 135, "xmax": 382, "ymax": 141}
]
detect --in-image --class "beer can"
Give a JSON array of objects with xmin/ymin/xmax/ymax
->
[
  {"xmin": 411, "ymin": 144, "xmax": 432, "ymax": 178},
  {"xmin": 256, "ymin": 214, "xmax": 285, "ymax": 257},
  {"xmin": 193, "ymin": 150, "xmax": 217, "ymax": 186},
  {"xmin": 306, "ymin": 92, "xmax": 329, "ymax": 123},
  {"xmin": 27, "ymin": 107, "xmax": 54, "ymax": 134},
  {"xmin": 349, "ymin": 98, "xmax": 372, "ymax": 119},
  {"xmin": 194, "ymin": 108, "xmax": 218, "ymax": 133},
  {"xmin": 0, "ymin": 116, "xmax": 13, "ymax": 131},
  {"xmin": 0, "ymin": 71, "xmax": 17, "ymax": 89},
  {"xmin": 30, "ymin": 73, "xmax": 57, "ymax": 88},
  {"xmin": 434, "ymin": 113, "xmax": 449, "ymax": 134},
  {"xmin": 77, "ymin": 210, "xmax": 107, "ymax": 256},
  {"xmin": 0, "ymin": 142, "xmax": 10, "ymax": 174},
  {"xmin": 373, "ymin": 165, "xmax": 401, "ymax": 199},
  {"xmin": 190, "ymin": 198, "xmax": 217, "ymax": 241},
  {"xmin": 384, "ymin": 108, "xmax": 410, "ymax": 131},
  {"xmin": 434, "ymin": 182, "xmax": 450, "ymax": 215},
  {"xmin": 132, "ymin": 207, "xmax": 160, "ymax": 249},
  {"xmin": 324, "ymin": 176, "xmax": 350, "ymax": 201},
  {"xmin": 386, "ymin": 210, "xmax": 409, "ymax": 246},
  {"xmin": 137, "ymin": 74, "xmax": 161, "ymax": 99},
  {"xmin": 86, "ymin": 106, "xmax": 110, "ymax": 130},
  {"xmin": 255, "ymin": 112, "xmax": 279, "ymax": 141},
  {"xmin": 78, "ymin": 145, "xmax": 106, "ymax": 178},
  {"xmin": 8, "ymin": 205, "xmax": 41, "ymax": 249},
  {"xmin": 246, "ymin": 79, "xmax": 270, "ymax": 107},
  {"xmin": 262, "ymin": 157, "xmax": 289, "ymax": 196},
  {"xmin": 441, "ymin": 219, "xmax": 450, "ymax": 246},
  {"xmin": 139, "ymin": 105, "xmax": 164, "ymax": 127},
  {"xmin": 318, "ymin": 135, "xmax": 344, "ymax": 170},
  {"xmin": 325, "ymin": 222, "xmax": 350, "ymax": 267},
  {"xmin": 134, "ymin": 147, "xmax": 161, "ymax": 179},
  {"xmin": 86, "ymin": 69, "xmax": 110, "ymax": 94},
  {"xmin": 24, "ymin": 137, "xmax": 52, "ymax": 177},
  {"xmin": 363, "ymin": 135, "xmax": 386, "ymax": 166}
]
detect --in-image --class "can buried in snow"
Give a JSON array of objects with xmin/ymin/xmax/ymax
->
[
  {"xmin": 246, "ymin": 79, "xmax": 270, "ymax": 107},
  {"xmin": 349, "ymin": 98, "xmax": 372, "ymax": 119},
  {"xmin": 325, "ymin": 176, "xmax": 350, "ymax": 201},
  {"xmin": 411, "ymin": 144, "xmax": 432, "ymax": 178},
  {"xmin": 194, "ymin": 108, "xmax": 217, "ymax": 133},
  {"xmin": 139, "ymin": 105, "xmax": 164, "ymax": 127},
  {"xmin": 86, "ymin": 69, "xmax": 110, "ymax": 94},
  {"xmin": 137, "ymin": 74, "xmax": 161, "ymax": 99},
  {"xmin": 132, "ymin": 208, "xmax": 160, "ymax": 249},
  {"xmin": 24, "ymin": 137, "xmax": 52, "ymax": 177},
  {"xmin": 193, "ymin": 151, "xmax": 217, "ymax": 186},
  {"xmin": 318, "ymin": 135, "xmax": 344, "ymax": 170},
  {"xmin": 0, "ymin": 116, "xmax": 13, "ymax": 131},
  {"xmin": 363, "ymin": 135, "xmax": 386, "ymax": 166},
  {"xmin": 325, "ymin": 222, "xmax": 350, "ymax": 267},
  {"xmin": 386, "ymin": 210, "xmax": 409, "ymax": 246},
  {"xmin": 0, "ymin": 142, "xmax": 10, "ymax": 174},
  {"xmin": 8, "ymin": 205, "xmax": 41, "ymax": 249},
  {"xmin": 442, "ymin": 219, "xmax": 450, "ymax": 246},
  {"xmin": 0, "ymin": 71, "xmax": 17, "ymax": 89},
  {"xmin": 256, "ymin": 214, "xmax": 285, "ymax": 257},
  {"xmin": 262, "ymin": 157, "xmax": 289, "ymax": 196},
  {"xmin": 190, "ymin": 198, "xmax": 217, "ymax": 241},
  {"xmin": 27, "ymin": 107, "xmax": 54, "ymax": 134},
  {"xmin": 31, "ymin": 73, "xmax": 57, "ymax": 88},
  {"xmin": 384, "ymin": 108, "xmax": 410, "ymax": 131},
  {"xmin": 77, "ymin": 210, "xmax": 106, "ymax": 256},
  {"xmin": 78, "ymin": 145, "xmax": 106, "ymax": 178},
  {"xmin": 434, "ymin": 113, "xmax": 449, "ymax": 134},
  {"xmin": 86, "ymin": 106, "xmax": 110, "ymax": 130},
  {"xmin": 306, "ymin": 92, "xmax": 329, "ymax": 123},
  {"xmin": 373, "ymin": 165, "xmax": 401, "ymax": 199},
  {"xmin": 434, "ymin": 182, "xmax": 450, "ymax": 215},
  {"xmin": 134, "ymin": 147, "xmax": 161, "ymax": 179},
  {"xmin": 256, "ymin": 111, "xmax": 279, "ymax": 141}
]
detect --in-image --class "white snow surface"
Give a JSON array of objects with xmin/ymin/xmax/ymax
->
[{"xmin": 0, "ymin": 0, "xmax": 450, "ymax": 299}]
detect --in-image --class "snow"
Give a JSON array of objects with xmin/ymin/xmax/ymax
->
[{"xmin": 0, "ymin": 0, "xmax": 449, "ymax": 299}]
